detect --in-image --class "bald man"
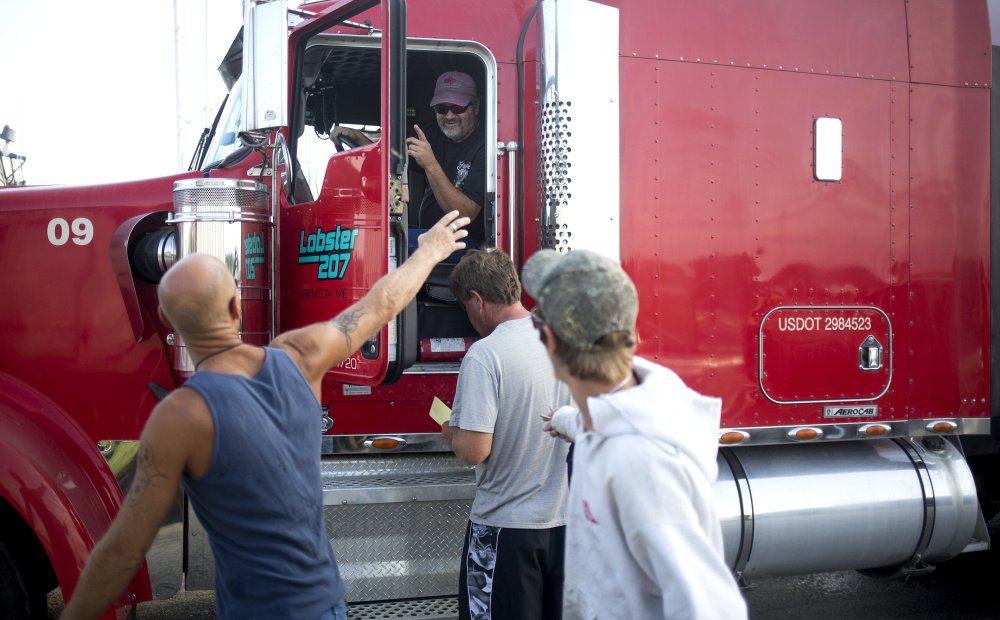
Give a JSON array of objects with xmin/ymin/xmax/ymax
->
[{"xmin": 60, "ymin": 212, "xmax": 471, "ymax": 620}]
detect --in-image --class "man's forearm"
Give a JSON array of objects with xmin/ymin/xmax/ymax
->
[
  {"xmin": 60, "ymin": 539, "xmax": 143, "ymax": 620},
  {"xmin": 424, "ymin": 165, "xmax": 481, "ymax": 221},
  {"xmin": 279, "ymin": 213, "xmax": 467, "ymax": 384},
  {"xmin": 444, "ymin": 425, "xmax": 492, "ymax": 465},
  {"xmin": 348, "ymin": 249, "xmax": 441, "ymax": 335}
]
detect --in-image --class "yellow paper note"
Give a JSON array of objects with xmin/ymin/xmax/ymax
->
[{"xmin": 428, "ymin": 397, "xmax": 452, "ymax": 426}]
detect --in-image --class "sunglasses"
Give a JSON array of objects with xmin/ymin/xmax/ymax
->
[{"xmin": 433, "ymin": 103, "xmax": 470, "ymax": 115}]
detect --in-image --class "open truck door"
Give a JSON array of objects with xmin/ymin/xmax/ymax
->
[{"xmin": 278, "ymin": 0, "xmax": 411, "ymax": 386}]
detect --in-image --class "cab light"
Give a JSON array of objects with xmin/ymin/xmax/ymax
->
[
  {"xmin": 860, "ymin": 423, "xmax": 890, "ymax": 437},
  {"xmin": 926, "ymin": 420, "xmax": 958, "ymax": 434},
  {"xmin": 719, "ymin": 431, "xmax": 750, "ymax": 445},
  {"xmin": 787, "ymin": 427, "xmax": 823, "ymax": 441}
]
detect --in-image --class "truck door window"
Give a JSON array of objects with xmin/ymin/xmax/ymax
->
[{"xmin": 297, "ymin": 40, "xmax": 383, "ymax": 199}]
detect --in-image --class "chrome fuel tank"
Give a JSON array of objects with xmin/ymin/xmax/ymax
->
[{"xmin": 717, "ymin": 438, "xmax": 981, "ymax": 578}]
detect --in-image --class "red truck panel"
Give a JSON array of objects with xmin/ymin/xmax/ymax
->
[
  {"xmin": 621, "ymin": 59, "xmax": 902, "ymax": 428},
  {"xmin": 617, "ymin": 0, "xmax": 908, "ymax": 82},
  {"xmin": 907, "ymin": 0, "xmax": 992, "ymax": 88},
  {"xmin": 908, "ymin": 84, "xmax": 991, "ymax": 419}
]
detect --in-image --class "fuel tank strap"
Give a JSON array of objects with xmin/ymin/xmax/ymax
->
[
  {"xmin": 894, "ymin": 438, "xmax": 936, "ymax": 565},
  {"xmin": 720, "ymin": 447, "xmax": 754, "ymax": 578}
]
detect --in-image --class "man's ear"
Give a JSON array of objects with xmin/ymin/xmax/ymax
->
[
  {"xmin": 158, "ymin": 306, "xmax": 175, "ymax": 330},
  {"xmin": 229, "ymin": 294, "xmax": 242, "ymax": 321},
  {"xmin": 540, "ymin": 324, "xmax": 558, "ymax": 354}
]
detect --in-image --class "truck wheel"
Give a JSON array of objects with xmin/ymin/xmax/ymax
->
[{"xmin": 0, "ymin": 536, "xmax": 45, "ymax": 620}]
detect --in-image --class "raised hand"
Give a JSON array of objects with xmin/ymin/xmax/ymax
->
[
  {"xmin": 415, "ymin": 210, "xmax": 471, "ymax": 263},
  {"xmin": 406, "ymin": 125, "xmax": 437, "ymax": 170}
]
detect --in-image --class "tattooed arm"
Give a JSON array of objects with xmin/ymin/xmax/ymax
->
[
  {"xmin": 272, "ymin": 211, "xmax": 471, "ymax": 396},
  {"xmin": 61, "ymin": 389, "xmax": 210, "ymax": 620}
]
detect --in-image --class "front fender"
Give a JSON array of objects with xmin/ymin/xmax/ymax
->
[{"xmin": 0, "ymin": 373, "xmax": 151, "ymax": 616}]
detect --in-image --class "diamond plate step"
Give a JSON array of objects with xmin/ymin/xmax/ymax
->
[
  {"xmin": 348, "ymin": 597, "xmax": 458, "ymax": 620},
  {"xmin": 323, "ymin": 472, "xmax": 475, "ymax": 504},
  {"xmin": 322, "ymin": 454, "xmax": 476, "ymax": 505}
]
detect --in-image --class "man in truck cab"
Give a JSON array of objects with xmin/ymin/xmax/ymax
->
[
  {"xmin": 333, "ymin": 70, "xmax": 486, "ymax": 242},
  {"xmin": 59, "ymin": 213, "xmax": 472, "ymax": 620},
  {"xmin": 441, "ymin": 248, "xmax": 572, "ymax": 620}
]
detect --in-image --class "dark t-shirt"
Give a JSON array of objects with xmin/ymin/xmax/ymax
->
[{"xmin": 415, "ymin": 121, "xmax": 486, "ymax": 241}]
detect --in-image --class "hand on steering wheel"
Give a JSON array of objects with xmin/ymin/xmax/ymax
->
[{"xmin": 330, "ymin": 126, "xmax": 363, "ymax": 152}]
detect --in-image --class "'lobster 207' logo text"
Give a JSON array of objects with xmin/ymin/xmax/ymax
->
[{"xmin": 298, "ymin": 225, "xmax": 360, "ymax": 280}]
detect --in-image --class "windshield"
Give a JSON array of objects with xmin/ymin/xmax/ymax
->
[{"xmin": 203, "ymin": 79, "xmax": 245, "ymax": 168}]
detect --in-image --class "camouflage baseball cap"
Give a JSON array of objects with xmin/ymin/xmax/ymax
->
[{"xmin": 521, "ymin": 249, "xmax": 638, "ymax": 350}]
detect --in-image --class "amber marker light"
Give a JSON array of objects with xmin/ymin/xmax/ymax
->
[
  {"xmin": 719, "ymin": 430, "xmax": 750, "ymax": 445},
  {"xmin": 860, "ymin": 423, "xmax": 890, "ymax": 437},
  {"xmin": 365, "ymin": 437, "xmax": 404, "ymax": 450},
  {"xmin": 926, "ymin": 420, "xmax": 958, "ymax": 434},
  {"xmin": 787, "ymin": 427, "xmax": 823, "ymax": 441}
]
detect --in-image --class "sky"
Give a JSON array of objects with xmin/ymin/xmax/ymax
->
[
  {"xmin": 2, "ymin": 1, "xmax": 1000, "ymax": 186},
  {"xmin": 0, "ymin": 0, "xmax": 244, "ymax": 185}
]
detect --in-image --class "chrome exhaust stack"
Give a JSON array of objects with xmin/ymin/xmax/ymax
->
[{"xmin": 166, "ymin": 178, "xmax": 273, "ymax": 372}]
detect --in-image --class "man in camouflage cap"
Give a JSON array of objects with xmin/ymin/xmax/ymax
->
[{"xmin": 523, "ymin": 249, "xmax": 747, "ymax": 620}]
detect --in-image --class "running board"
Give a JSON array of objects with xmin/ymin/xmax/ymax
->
[
  {"xmin": 322, "ymin": 454, "xmax": 476, "ymax": 506},
  {"xmin": 323, "ymin": 470, "xmax": 475, "ymax": 505}
]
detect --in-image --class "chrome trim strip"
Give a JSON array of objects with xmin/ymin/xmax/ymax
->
[
  {"xmin": 322, "ymin": 479, "xmax": 476, "ymax": 505},
  {"xmin": 539, "ymin": 0, "xmax": 621, "ymax": 258},
  {"xmin": 505, "ymin": 141, "xmax": 519, "ymax": 259},
  {"xmin": 717, "ymin": 418, "xmax": 989, "ymax": 447},
  {"xmin": 758, "ymin": 305, "xmax": 893, "ymax": 404},
  {"xmin": 403, "ymin": 362, "xmax": 461, "ymax": 374}
]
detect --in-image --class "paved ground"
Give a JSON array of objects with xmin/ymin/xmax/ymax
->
[
  {"xmin": 47, "ymin": 517, "xmax": 1000, "ymax": 620},
  {"xmin": 48, "ymin": 545, "xmax": 999, "ymax": 619}
]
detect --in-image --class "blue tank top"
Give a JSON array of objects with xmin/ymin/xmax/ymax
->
[{"xmin": 180, "ymin": 347, "xmax": 345, "ymax": 619}]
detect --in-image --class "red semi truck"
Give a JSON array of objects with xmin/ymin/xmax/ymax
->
[{"xmin": 0, "ymin": 0, "xmax": 996, "ymax": 617}]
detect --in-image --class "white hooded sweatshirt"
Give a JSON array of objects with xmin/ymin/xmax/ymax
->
[{"xmin": 550, "ymin": 356, "xmax": 747, "ymax": 620}]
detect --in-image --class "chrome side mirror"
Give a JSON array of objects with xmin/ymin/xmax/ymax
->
[{"xmin": 242, "ymin": 0, "xmax": 288, "ymax": 131}]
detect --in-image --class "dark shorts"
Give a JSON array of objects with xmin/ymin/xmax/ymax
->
[
  {"xmin": 458, "ymin": 521, "xmax": 565, "ymax": 620},
  {"xmin": 316, "ymin": 598, "xmax": 347, "ymax": 620}
]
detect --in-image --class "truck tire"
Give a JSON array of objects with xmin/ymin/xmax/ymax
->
[{"xmin": 0, "ymin": 534, "xmax": 46, "ymax": 620}]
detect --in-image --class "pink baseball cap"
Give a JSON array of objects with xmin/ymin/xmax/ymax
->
[{"xmin": 430, "ymin": 71, "xmax": 477, "ymax": 107}]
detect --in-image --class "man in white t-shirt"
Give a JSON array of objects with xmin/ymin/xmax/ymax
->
[{"xmin": 441, "ymin": 248, "xmax": 572, "ymax": 620}]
